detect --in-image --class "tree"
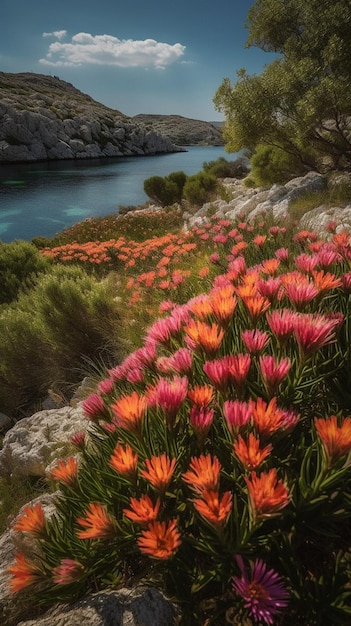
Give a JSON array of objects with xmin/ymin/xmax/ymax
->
[{"xmin": 214, "ymin": 0, "xmax": 351, "ymax": 179}]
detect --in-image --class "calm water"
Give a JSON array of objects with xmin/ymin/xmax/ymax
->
[{"xmin": 0, "ymin": 146, "xmax": 235, "ymax": 242}]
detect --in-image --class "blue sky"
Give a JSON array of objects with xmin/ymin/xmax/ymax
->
[{"xmin": 1, "ymin": 0, "xmax": 276, "ymax": 121}]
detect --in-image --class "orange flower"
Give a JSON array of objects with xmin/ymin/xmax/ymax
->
[
  {"xmin": 311, "ymin": 269, "xmax": 342, "ymax": 295},
  {"xmin": 185, "ymin": 319, "xmax": 224, "ymax": 357},
  {"xmin": 188, "ymin": 295, "xmax": 213, "ymax": 320},
  {"xmin": 137, "ymin": 519, "xmax": 181, "ymax": 559},
  {"xmin": 12, "ymin": 502, "xmax": 46, "ymax": 538},
  {"xmin": 245, "ymin": 469, "xmax": 290, "ymax": 521},
  {"xmin": 241, "ymin": 295, "xmax": 271, "ymax": 324},
  {"xmin": 314, "ymin": 415, "xmax": 351, "ymax": 463},
  {"xmin": 182, "ymin": 454, "xmax": 221, "ymax": 493},
  {"xmin": 76, "ymin": 502, "xmax": 116, "ymax": 539},
  {"xmin": 193, "ymin": 490, "xmax": 232, "ymax": 526},
  {"xmin": 209, "ymin": 286, "xmax": 237, "ymax": 327},
  {"xmin": 123, "ymin": 494, "xmax": 160, "ymax": 524},
  {"xmin": 109, "ymin": 443, "xmax": 138, "ymax": 480},
  {"xmin": 8, "ymin": 552, "xmax": 42, "ymax": 593},
  {"xmin": 188, "ymin": 385, "xmax": 214, "ymax": 407},
  {"xmin": 233, "ymin": 433, "xmax": 272, "ymax": 470},
  {"xmin": 112, "ymin": 391, "xmax": 148, "ymax": 433},
  {"xmin": 141, "ymin": 454, "xmax": 176, "ymax": 491},
  {"xmin": 49, "ymin": 457, "xmax": 78, "ymax": 487},
  {"xmin": 251, "ymin": 397, "xmax": 285, "ymax": 438}
]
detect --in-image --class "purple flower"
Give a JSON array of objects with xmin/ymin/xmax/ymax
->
[{"xmin": 232, "ymin": 555, "xmax": 289, "ymax": 625}]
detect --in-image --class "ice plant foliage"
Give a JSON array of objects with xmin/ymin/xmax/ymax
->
[{"xmin": 8, "ymin": 214, "xmax": 351, "ymax": 625}]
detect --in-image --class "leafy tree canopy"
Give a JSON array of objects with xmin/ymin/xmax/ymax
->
[{"xmin": 214, "ymin": 0, "xmax": 351, "ymax": 179}]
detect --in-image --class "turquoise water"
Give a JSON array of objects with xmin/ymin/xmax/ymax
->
[{"xmin": 0, "ymin": 146, "xmax": 236, "ymax": 242}]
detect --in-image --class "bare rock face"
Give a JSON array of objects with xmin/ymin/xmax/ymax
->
[
  {"xmin": 0, "ymin": 72, "xmax": 184, "ymax": 163},
  {"xmin": 15, "ymin": 587, "xmax": 180, "ymax": 626},
  {"xmin": 0, "ymin": 405, "xmax": 89, "ymax": 477}
]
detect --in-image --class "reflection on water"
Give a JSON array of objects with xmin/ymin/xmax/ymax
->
[{"xmin": 0, "ymin": 147, "xmax": 233, "ymax": 242}]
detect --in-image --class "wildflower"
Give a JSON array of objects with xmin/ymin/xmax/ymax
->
[
  {"xmin": 70, "ymin": 431, "xmax": 86, "ymax": 450},
  {"xmin": 257, "ymin": 277, "xmax": 282, "ymax": 302},
  {"xmin": 188, "ymin": 294, "xmax": 213, "ymax": 319},
  {"xmin": 8, "ymin": 552, "xmax": 43, "ymax": 593},
  {"xmin": 293, "ymin": 313, "xmax": 342, "ymax": 359},
  {"xmin": 182, "ymin": 454, "xmax": 221, "ymax": 492},
  {"xmin": 242, "ymin": 329, "xmax": 269, "ymax": 355},
  {"xmin": 184, "ymin": 320, "xmax": 224, "ymax": 357},
  {"xmin": 137, "ymin": 519, "xmax": 181, "ymax": 559},
  {"xmin": 203, "ymin": 356, "xmax": 232, "ymax": 391},
  {"xmin": 266, "ymin": 309, "xmax": 298, "ymax": 347},
  {"xmin": 311, "ymin": 269, "xmax": 342, "ymax": 295},
  {"xmin": 259, "ymin": 356, "xmax": 291, "ymax": 395},
  {"xmin": 12, "ymin": 502, "xmax": 46, "ymax": 538},
  {"xmin": 275, "ymin": 247, "xmax": 289, "ymax": 263},
  {"xmin": 295, "ymin": 253, "xmax": 319, "ymax": 273},
  {"xmin": 189, "ymin": 406, "xmax": 215, "ymax": 440},
  {"xmin": 227, "ymin": 353, "xmax": 251, "ymax": 392},
  {"xmin": 82, "ymin": 393, "xmax": 107, "ymax": 422},
  {"xmin": 232, "ymin": 555, "xmax": 289, "ymax": 625},
  {"xmin": 97, "ymin": 378, "xmax": 114, "ymax": 395},
  {"xmin": 223, "ymin": 399, "xmax": 252, "ymax": 437},
  {"xmin": 52, "ymin": 559, "xmax": 85, "ymax": 585},
  {"xmin": 112, "ymin": 391, "xmax": 148, "ymax": 434},
  {"xmin": 141, "ymin": 454, "xmax": 176, "ymax": 492},
  {"xmin": 209, "ymin": 286, "xmax": 237, "ymax": 327},
  {"xmin": 109, "ymin": 443, "xmax": 138, "ymax": 480},
  {"xmin": 49, "ymin": 457, "xmax": 78, "ymax": 487},
  {"xmin": 123, "ymin": 494, "xmax": 160, "ymax": 525},
  {"xmin": 233, "ymin": 433, "xmax": 272, "ymax": 470},
  {"xmin": 251, "ymin": 397, "xmax": 286, "ymax": 438},
  {"xmin": 193, "ymin": 490, "xmax": 232, "ymax": 526},
  {"xmin": 284, "ymin": 281, "xmax": 319, "ymax": 310},
  {"xmin": 76, "ymin": 502, "xmax": 116, "ymax": 539},
  {"xmin": 245, "ymin": 468, "xmax": 290, "ymax": 521},
  {"xmin": 188, "ymin": 384, "xmax": 214, "ymax": 407},
  {"xmin": 152, "ymin": 376, "xmax": 188, "ymax": 429},
  {"xmin": 241, "ymin": 294, "xmax": 271, "ymax": 324},
  {"xmin": 314, "ymin": 415, "xmax": 351, "ymax": 463}
]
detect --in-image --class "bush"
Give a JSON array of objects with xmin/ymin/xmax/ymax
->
[
  {"xmin": 0, "ymin": 240, "xmax": 51, "ymax": 304},
  {"xmin": 143, "ymin": 171, "xmax": 187, "ymax": 206},
  {"xmin": 202, "ymin": 156, "xmax": 249, "ymax": 179},
  {"xmin": 0, "ymin": 265, "xmax": 126, "ymax": 415},
  {"xmin": 250, "ymin": 144, "xmax": 305, "ymax": 186},
  {"xmin": 183, "ymin": 172, "xmax": 218, "ymax": 206}
]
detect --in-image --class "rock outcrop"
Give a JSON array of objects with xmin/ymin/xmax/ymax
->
[
  {"xmin": 132, "ymin": 113, "xmax": 223, "ymax": 146},
  {"xmin": 0, "ymin": 72, "xmax": 184, "ymax": 163},
  {"xmin": 185, "ymin": 171, "xmax": 351, "ymax": 237}
]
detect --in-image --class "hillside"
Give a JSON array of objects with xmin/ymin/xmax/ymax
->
[
  {"xmin": 133, "ymin": 113, "xmax": 224, "ymax": 146},
  {"xmin": 0, "ymin": 72, "xmax": 221, "ymax": 163}
]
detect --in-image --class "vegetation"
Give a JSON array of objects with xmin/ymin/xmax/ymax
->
[
  {"xmin": 4, "ymin": 198, "xmax": 351, "ymax": 624},
  {"xmin": 0, "ymin": 240, "xmax": 51, "ymax": 304},
  {"xmin": 214, "ymin": 0, "xmax": 351, "ymax": 183}
]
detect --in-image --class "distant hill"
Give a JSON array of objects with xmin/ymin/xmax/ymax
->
[
  {"xmin": 0, "ymin": 72, "xmax": 223, "ymax": 163},
  {"xmin": 132, "ymin": 114, "xmax": 224, "ymax": 146}
]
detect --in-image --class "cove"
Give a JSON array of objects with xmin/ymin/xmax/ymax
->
[{"xmin": 0, "ymin": 146, "xmax": 237, "ymax": 243}]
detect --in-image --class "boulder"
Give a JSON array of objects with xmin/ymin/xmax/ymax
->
[
  {"xmin": 0, "ymin": 405, "xmax": 90, "ymax": 478},
  {"xmin": 16, "ymin": 587, "xmax": 180, "ymax": 626}
]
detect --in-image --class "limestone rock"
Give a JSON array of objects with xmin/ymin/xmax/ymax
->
[
  {"xmin": 0, "ymin": 405, "xmax": 89, "ymax": 477},
  {"xmin": 16, "ymin": 587, "xmax": 180, "ymax": 626}
]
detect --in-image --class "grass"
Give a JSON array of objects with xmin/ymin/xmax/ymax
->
[{"xmin": 289, "ymin": 178, "xmax": 351, "ymax": 221}]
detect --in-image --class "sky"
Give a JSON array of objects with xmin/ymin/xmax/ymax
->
[{"xmin": 1, "ymin": 0, "xmax": 277, "ymax": 122}]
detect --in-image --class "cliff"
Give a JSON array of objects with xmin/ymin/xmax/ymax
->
[
  {"xmin": 0, "ymin": 72, "xmax": 184, "ymax": 163},
  {"xmin": 132, "ymin": 113, "xmax": 223, "ymax": 146}
]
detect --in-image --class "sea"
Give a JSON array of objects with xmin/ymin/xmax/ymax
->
[{"xmin": 0, "ymin": 146, "xmax": 239, "ymax": 243}]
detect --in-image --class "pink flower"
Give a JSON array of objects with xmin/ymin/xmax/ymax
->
[
  {"xmin": 223, "ymin": 399, "xmax": 252, "ymax": 436},
  {"xmin": 259, "ymin": 355, "xmax": 291, "ymax": 395},
  {"xmin": 257, "ymin": 277, "xmax": 283, "ymax": 302},
  {"xmin": 189, "ymin": 406, "xmax": 214, "ymax": 440},
  {"xmin": 293, "ymin": 313, "xmax": 343, "ymax": 359},
  {"xmin": 232, "ymin": 555, "xmax": 289, "ymax": 625},
  {"xmin": 152, "ymin": 376, "xmax": 188, "ymax": 429},
  {"xmin": 295, "ymin": 253, "xmax": 319, "ymax": 273},
  {"xmin": 52, "ymin": 559, "xmax": 85, "ymax": 585},
  {"xmin": 266, "ymin": 309, "xmax": 298, "ymax": 347},
  {"xmin": 82, "ymin": 393, "xmax": 106, "ymax": 422},
  {"xmin": 242, "ymin": 329, "xmax": 269, "ymax": 355},
  {"xmin": 284, "ymin": 281, "xmax": 319, "ymax": 310}
]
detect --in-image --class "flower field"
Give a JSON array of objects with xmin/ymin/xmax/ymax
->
[{"xmin": 9, "ymin": 207, "xmax": 351, "ymax": 625}]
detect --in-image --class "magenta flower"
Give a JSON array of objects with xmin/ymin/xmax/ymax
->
[
  {"xmin": 232, "ymin": 555, "xmax": 289, "ymax": 625},
  {"xmin": 242, "ymin": 329, "xmax": 269, "ymax": 355},
  {"xmin": 223, "ymin": 399, "xmax": 252, "ymax": 437},
  {"xmin": 82, "ymin": 393, "xmax": 106, "ymax": 422},
  {"xmin": 153, "ymin": 376, "xmax": 188, "ymax": 429},
  {"xmin": 259, "ymin": 355, "xmax": 291, "ymax": 395}
]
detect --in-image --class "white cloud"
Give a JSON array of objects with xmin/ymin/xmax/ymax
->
[
  {"xmin": 42, "ymin": 30, "xmax": 67, "ymax": 40},
  {"xmin": 39, "ymin": 32, "xmax": 186, "ymax": 68}
]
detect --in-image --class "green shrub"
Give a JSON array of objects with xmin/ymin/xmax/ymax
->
[
  {"xmin": 0, "ymin": 266, "xmax": 126, "ymax": 415},
  {"xmin": 143, "ymin": 171, "xmax": 187, "ymax": 206},
  {"xmin": 183, "ymin": 172, "xmax": 218, "ymax": 205},
  {"xmin": 202, "ymin": 156, "xmax": 249, "ymax": 179},
  {"xmin": 250, "ymin": 144, "xmax": 305, "ymax": 186},
  {"xmin": 0, "ymin": 240, "xmax": 51, "ymax": 304}
]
